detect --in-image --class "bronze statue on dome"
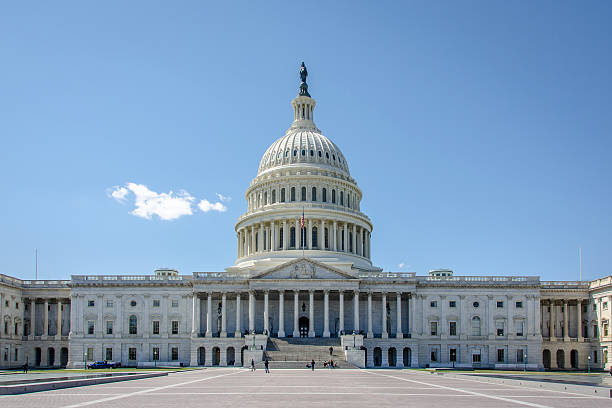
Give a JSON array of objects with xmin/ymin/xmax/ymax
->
[{"xmin": 299, "ymin": 62, "xmax": 310, "ymax": 97}]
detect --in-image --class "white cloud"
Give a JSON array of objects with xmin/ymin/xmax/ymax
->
[
  {"xmin": 109, "ymin": 186, "xmax": 129, "ymax": 202},
  {"xmin": 215, "ymin": 193, "xmax": 231, "ymax": 202},
  {"xmin": 198, "ymin": 199, "xmax": 227, "ymax": 213},
  {"xmin": 398, "ymin": 263, "xmax": 405, "ymax": 269}
]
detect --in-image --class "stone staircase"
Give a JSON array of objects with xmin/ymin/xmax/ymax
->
[{"xmin": 262, "ymin": 337, "xmax": 356, "ymax": 369}]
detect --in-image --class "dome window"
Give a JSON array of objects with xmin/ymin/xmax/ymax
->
[
  {"xmin": 293, "ymin": 150, "xmax": 297, "ymax": 157},
  {"xmin": 301, "ymin": 149, "xmax": 305, "ymax": 156},
  {"xmin": 326, "ymin": 152, "xmax": 329, "ymax": 159},
  {"xmin": 285, "ymin": 150, "xmax": 289, "ymax": 157},
  {"xmin": 310, "ymin": 149, "xmax": 314, "ymax": 156},
  {"xmin": 332, "ymin": 154, "xmax": 336, "ymax": 160},
  {"xmin": 318, "ymin": 151, "xmax": 322, "ymax": 157}
]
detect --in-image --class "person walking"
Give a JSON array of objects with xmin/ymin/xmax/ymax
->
[
  {"xmin": 311, "ymin": 359, "xmax": 315, "ymax": 371},
  {"xmin": 23, "ymin": 363, "xmax": 28, "ymax": 374},
  {"xmin": 251, "ymin": 359, "xmax": 255, "ymax": 372},
  {"xmin": 329, "ymin": 346, "xmax": 333, "ymax": 356},
  {"xmin": 264, "ymin": 359, "xmax": 270, "ymax": 373}
]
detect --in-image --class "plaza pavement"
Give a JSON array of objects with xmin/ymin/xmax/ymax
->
[{"xmin": 0, "ymin": 368, "xmax": 611, "ymax": 408}]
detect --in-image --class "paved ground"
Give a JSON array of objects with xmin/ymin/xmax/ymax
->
[{"xmin": 1, "ymin": 368, "xmax": 611, "ymax": 408}]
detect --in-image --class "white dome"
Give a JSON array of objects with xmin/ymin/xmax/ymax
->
[{"xmin": 258, "ymin": 130, "xmax": 350, "ymax": 176}]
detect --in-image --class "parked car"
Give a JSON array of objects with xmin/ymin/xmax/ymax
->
[{"xmin": 87, "ymin": 360, "xmax": 119, "ymax": 369}]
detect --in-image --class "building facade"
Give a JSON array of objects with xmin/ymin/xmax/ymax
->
[{"xmin": 1, "ymin": 66, "xmax": 611, "ymax": 370}]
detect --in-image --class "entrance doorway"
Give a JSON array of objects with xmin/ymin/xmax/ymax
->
[{"xmin": 299, "ymin": 316, "xmax": 309, "ymax": 337}]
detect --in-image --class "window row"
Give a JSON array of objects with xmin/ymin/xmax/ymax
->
[
  {"xmin": 87, "ymin": 318, "xmax": 180, "ymax": 336},
  {"xmin": 88, "ymin": 299, "xmax": 179, "ymax": 308},
  {"xmin": 428, "ymin": 317, "xmax": 524, "ymax": 337},
  {"xmin": 87, "ymin": 346, "xmax": 181, "ymax": 362},
  {"xmin": 250, "ymin": 186, "xmax": 358, "ymax": 209},
  {"xmin": 429, "ymin": 300, "xmax": 524, "ymax": 309}
]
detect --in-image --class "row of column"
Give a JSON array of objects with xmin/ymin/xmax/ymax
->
[
  {"xmin": 237, "ymin": 219, "xmax": 371, "ymax": 259},
  {"xmin": 191, "ymin": 290, "xmax": 409, "ymax": 338},
  {"xmin": 27, "ymin": 298, "xmax": 67, "ymax": 339},
  {"xmin": 542, "ymin": 299, "xmax": 585, "ymax": 341}
]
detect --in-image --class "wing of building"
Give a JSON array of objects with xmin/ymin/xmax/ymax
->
[{"xmin": 1, "ymin": 65, "xmax": 611, "ymax": 370}]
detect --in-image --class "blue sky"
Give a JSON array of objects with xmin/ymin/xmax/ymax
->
[{"xmin": 1, "ymin": 1, "xmax": 611, "ymax": 281}]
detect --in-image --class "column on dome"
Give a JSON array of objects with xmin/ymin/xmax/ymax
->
[
  {"xmin": 343, "ymin": 222, "xmax": 348, "ymax": 253},
  {"xmin": 357, "ymin": 227, "xmax": 362, "ymax": 256},
  {"xmin": 235, "ymin": 293, "xmax": 242, "ymax": 337},
  {"xmin": 295, "ymin": 219, "xmax": 300, "ymax": 249},
  {"xmin": 278, "ymin": 291, "xmax": 285, "ymax": 337},
  {"xmin": 332, "ymin": 221, "xmax": 338, "ymax": 251},
  {"xmin": 396, "ymin": 292, "xmax": 403, "ymax": 338},
  {"xmin": 271, "ymin": 221, "xmax": 276, "ymax": 251},
  {"xmin": 339, "ymin": 290, "xmax": 345, "ymax": 335},
  {"xmin": 352, "ymin": 224, "xmax": 356, "ymax": 254},
  {"xmin": 308, "ymin": 290, "xmax": 315, "ymax": 337},
  {"xmin": 381, "ymin": 292, "xmax": 388, "ymax": 338},
  {"xmin": 220, "ymin": 292, "xmax": 227, "ymax": 337},
  {"xmin": 308, "ymin": 219, "xmax": 312, "ymax": 249},
  {"xmin": 353, "ymin": 291, "xmax": 360, "ymax": 332},
  {"xmin": 251, "ymin": 227, "xmax": 255, "ymax": 256},
  {"xmin": 236, "ymin": 232, "xmax": 240, "ymax": 258},
  {"xmin": 259, "ymin": 223, "xmax": 264, "ymax": 253},
  {"xmin": 321, "ymin": 219, "xmax": 326, "ymax": 250},
  {"xmin": 283, "ymin": 219, "xmax": 288, "ymax": 250},
  {"xmin": 293, "ymin": 291, "xmax": 299, "ymax": 337},
  {"xmin": 367, "ymin": 292, "xmax": 373, "ymax": 338}
]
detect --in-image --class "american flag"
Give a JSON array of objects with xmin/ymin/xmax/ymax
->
[{"xmin": 300, "ymin": 209, "xmax": 305, "ymax": 229}]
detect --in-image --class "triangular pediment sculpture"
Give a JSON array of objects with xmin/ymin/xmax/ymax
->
[{"xmin": 251, "ymin": 258, "xmax": 356, "ymax": 280}]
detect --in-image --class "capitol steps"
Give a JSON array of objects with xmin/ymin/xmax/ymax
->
[{"xmin": 262, "ymin": 337, "xmax": 356, "ymax": 369}]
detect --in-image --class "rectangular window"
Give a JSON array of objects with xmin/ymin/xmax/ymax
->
[
  {"xmin": 516, "ymin": 321, "xmax": 524, "ymax": 337},
  {"xmin": 106, "ymin": 299, "xmax": 113, "ymax": 308},
  {"xmin": 172, "ymin": 321, "xmax": 179, "ymax": 335},
  {"xmin": 153, "ymin": 321, "xmax": 160, "ymax": 335},
  {"xmin": 497, "ymin": 301, "xmax": 504, "ymax": 308},
  {"xmin": 430, "ymin": 350, "xmax": 437, "ymax": 362},
  {"xmin": 430, "ymin": 321, "xmax": 438, "ymax": 336},
  {"xmin": 472, "ymin": 353, "xmax": 481, "ymax": 363},
  {"xmin": 594, "ymin": 304, "xmax": 597, "ymax": 311},
  {"xmin": 14, "ymin": 348, "xmax": 18, "ymax": 361},
  {"xmin": 430, "ymin": 301, "xmax": 437, "ymax": 308},
  {"xmin": 15, "ymin": 302, "xmax": 19, "ymax": 309},
  {"xmin": 594, "ymin": 350, "xmax": 598, "ymax": 364},
  {"xmin": 106, "ymin": 320, "xmax": 113, "ymax": 335},
  {"xmin": 604, "ymin": 323, "xmax": 609, "ymax": 337},
  {"xmin": 129, "ymin": 348, "xmax": 137, "ymax": 360},
  {"xmin": 450, "ymin": 348, "xmax": 457, "ymax": 362},
  {"xmin": 497, "ymin": 349, "xmax": 505, "ymax": 363},
  {"xmin": 106, "ymin": 347, "xmax": 113, "ymax": 361},
  {"xmin": 153, "ymin": 347, "xmax": 160, "ymax": 361},
  {"xmin": 87, "ymin": 321, "xmax": 95, "ymax": 335},
  {"xmin": 449, "ymin": 300, "xmax": 456, "ymax": 308},
  {"xmin": 88, "ymin": 300, "xmax": 95, "ymax": 307},
  {"xmin": 604, "ymin": 302, "xmax": 609, "ymax": 310},
  {"xmin": 3, "ymin": 348, "xmax": 7, "ymax": 361},
  {"xmin": 172, "ymin": 300, "xmax": 179, "ymax": 308},
  {"xmin": 515, "ymin": 301, "xmax": 523, "ymax": 308},
  {"xmin": 496, "ymin": 321, "xmax": 504, "ymax": 336},
  {"xmin": 449, "ymin": 321, "xmax": 457, "ymax": 336},
  {"xmin": 594, "ymin": 324, "xmax": 598, "ymax": 337},
  {"xmin": 517, "ymin": 349, "xmax": 524, "ymax": 363},
  {"xmin": 171, "ymin": 347, "xmax": 179, "ymax": 361},
  {"xmin": 87, "ymin": 347, "xmax": 94, "ymax": 360},
  {"xmin": 153, "ymin": 299, "xmax": 160, "ymax": 307}
]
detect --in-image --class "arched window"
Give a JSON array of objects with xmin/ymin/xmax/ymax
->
[
  {"xmin": 347, "ymin": 193, "xmax": 351, "ymax": 208},
  {"xmin": 322, "ymin": 188, "xmax": 327, "ymax": 202},
  {"xmin": 472, "ymin": 316, "xmax": 481, "ymax": 336},
  {"xmin": 340, "ymin": 191, "xmax": 344, "ymax": 206},
  {"xmin": 324, "ymin": 227, "xmax": 329, "ymax": 249},
  {"xmin": 301, "ymin": 187, "xmax": 306, "ymax": 201},
  {"xmin": 281, "ymin": 188, "xmax": 285, "ymax": 203},
  {"xmin": 129, "ymin": 315, "xmax": 137, "ymax": 335},
  {"xmin": 301, "ymin": 149, "xmax": 305, "ymax": 156},
  {"xmin": 311, "ymin": 187, "xmax": 317, "ymax": 201},
  {"xmin": 332, "ymin": 189, "xmax": 336, "ymax": 204},
  {"xmin": 310, "ymin": 150, "xmax": 314, "ymax": 156},
  {"xmin": 312, "ymin": 226, "xmax": 318, "ymax": 248},
  {"xmin": 290, "ymin": 227, "xmax": 296, "ymax": 248},
  {"xmin": 291, "ymin": 187, "xmax": 296, "ymax": 202},
  {"xmin": 293, "ymin": 150, "xmax": 297, "ymax": 157},
  {"xmin": 272, "ymin": 190, "xmax": 276, "ymax": 204}
]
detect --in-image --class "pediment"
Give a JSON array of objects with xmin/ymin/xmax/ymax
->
[{"xmin": 251, "ymin": 258, "xmax": 355, "ymax": 280}]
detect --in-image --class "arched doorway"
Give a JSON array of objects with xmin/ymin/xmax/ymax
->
[
  {"xmin": 212, "ymin": 347, "xmax": 220, "ymax": 366},
  {"xmin": 388, "ymin": 347, "xmax": 397, "ymax": 367},
  {"xmin": 556, "ymin": 349, "xmax": 565, "ymax": 369},
  {"xmin": 198, "ymin": 347, "xmax": 206, "ymax": 365},
  {"xmin": 241, "ymin": 346, "xmax": 248, "ymax": 367},
  {"xmin": 403, "ymin": 347, "xmax": 411, "ymax": 367},
  {"xmin": 227, "ymin": 347, "xmax": 235, "ymax": 366},
  {"xmin": 299, "ymin": 316, "xmax": 309, "ymax": 338},
  {"xmin": 542, "ymin": 349, "xmax": 551, "ymax": 369},
  {"xmin": 60, "ymin": 347, "xmax": 69, "ymax": 367},
  {"xmin": 35, "ymin": 347, "xmax": 41, "ymax": 366},
  {"xmin": 373, "ymin": 347, "xmax": 382, "ymax": 367},
  {"xmin": 48, "ymin": 347, "xmax": 55, "ymax": 367},
  {"xmin": 570, "ymin": 349, "xmax": 578, "ymax": 369}
]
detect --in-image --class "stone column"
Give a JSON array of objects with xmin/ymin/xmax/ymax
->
[
  {"xmin": 353, "ymin": 291, "xmax": 360, "ymax": 333},
  {"xmin": 550, "ymin": 300, "xmax": 556, "ymax": 340},
  {"xmin": 206, "ymin": 293, "xmax": 212, "ymax": 337},
  {"xmin": 332, "ymin": 221, "xmax": 337, "ymax": 251},
  {"xmin": 271, "ymin": 221, "xmax": 276, "ymax": 251},
  {"xmin": 323, "ymin": 290, "xmax": 330, "ymax": 337},
  {"xmin": 57, "ymin": 300, "xmax": 62, "ymax": 339},
  {"xmin": 251, "ymin": 227, "xmax": 255, "ymax": 255},
  {"xmin": 43, "ymin": 299, "xmax": 49, "ymax": 338},
  {"xmin": 563, "ymin": 300, "xmax": 569, "ymax": 340},
  {"xmin": 263, "ymin": 291, "xmax": 269, "ymax": 335},
  {"xmin": 396, "ymin": 292, "xmax": 403, "ymax": 338},
  {"xmin": 191, "ymin": 294, "xmax": 198, "ymax": 336},
  {"xmin": 578, "ymin": 300, "xmax": 584, "ymax": 341},
  {"xmin": 259, "ymin": 223, "xmax": 264, "ymax": 253},
  {"xmin": 408, "ymin": 294, "xmax": 413, "ymax": 337},
  {"xmin": 30, "ymin": 298, "xmax": 36, "ymax": 338},
  {"xmin": 308, "ymin": 290, "xmax": 315, "ymax": 337},
  {"xmin": 352, "ymin": 224, "xmax": 356, "ymax": 254},
  {"xmin": 283, "ymin": 219, "xmax": 288, "ymax": 249},
  {"xmin": 293, "ymin": 291, "xmax": 299, "ymax": 337},
  {"xmin": 278, "ymin": 291, "xmax": 285, "ymax": 337},
  {"xmin": 339, "ymin": 291, "xmax": 345, "ymax": 335},
  {"xmin": 367, "ymin": 292, "xmax": 373, "ymax": 338},
  {"xmin": 321, "ymin": 219, "xmax": 326, "ymax": 249},
  {"xmin": 235, "ymin": 294, "xmax": 242, "ymax": 337},
  {"xmin": 381, "ymin": 292, "xmax": 388, "ymax": 338},
  {"xmin": 249, "ymin": 291, "xmax": 255, "ymax": 334},
  {"xmin": 295, "ymin": 219, "xmax": 300, "ymax": 248},
  {"xmin": 343, "ymin": 222, "xmax": 348, "ymax": 252},
  {"xmin": 221, "ymin": 292, "xmax": 227, "ymax": 337},
  {"xmin": 308, "ymin": 219, "xmax": 312, "ymax": 249}
]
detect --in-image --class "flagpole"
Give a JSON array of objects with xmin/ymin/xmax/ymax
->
[{"xmin": 302, "ymin": 207, "xmax": 305, "ymax": 258}]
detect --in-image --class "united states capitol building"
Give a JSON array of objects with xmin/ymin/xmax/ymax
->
[{"xmin": 2, "ymin": 65, "xmax": 612, "ymax": 371}]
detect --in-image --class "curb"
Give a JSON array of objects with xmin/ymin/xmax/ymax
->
[{"xmin": 0, "ymin": 372, "xmax": 168, "ymax": 395}]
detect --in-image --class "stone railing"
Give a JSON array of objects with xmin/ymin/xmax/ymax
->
[
  {"xmin": 358, "ymin": 272, "xmax": 415, "ymax": 280},
  {"xmin": 420, "ymin": 276, "xmax": 540, "ymax": 285},
  {"xmin": 541, "ymin": 281, "xmax": 590, "ymax": 289},
  {"xmin": 237, "ymin": 202, "xmax": 372, "ymax": 223},
  {"xmin": 590, "ymin": 276, "xmax": 612, "ymax": 289},
  {"xmin": 193, "ymin": 272, "xmax": 251, "ymax": 280},
  {"xmin": 0, "ymin": 274, "xmax": 70, "ymax": 288},
  {"xmin": 72, "ymin": 275, "xmax": 187, "ymax": 283}
]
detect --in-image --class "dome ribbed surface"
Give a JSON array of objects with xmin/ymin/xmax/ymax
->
[{"xmin": 258, "ymin": 130, "xmax": 350, "ymax": 176}]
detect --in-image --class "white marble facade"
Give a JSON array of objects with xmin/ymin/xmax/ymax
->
[{"xmin": 2, "ymin": 67, "xmax": 612, "ymax": 370}]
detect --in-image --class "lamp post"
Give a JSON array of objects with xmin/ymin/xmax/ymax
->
[
  {"xmin": 524, "ymin": 353, "xmax": 527, "ymax": 372},
  {"xmin": 84, "ymin": 352, "xmax": 87, "ymax": 370},
  {"xmin": 588, "ymin": 354, "xmax": 591, "ymax": 374}
]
